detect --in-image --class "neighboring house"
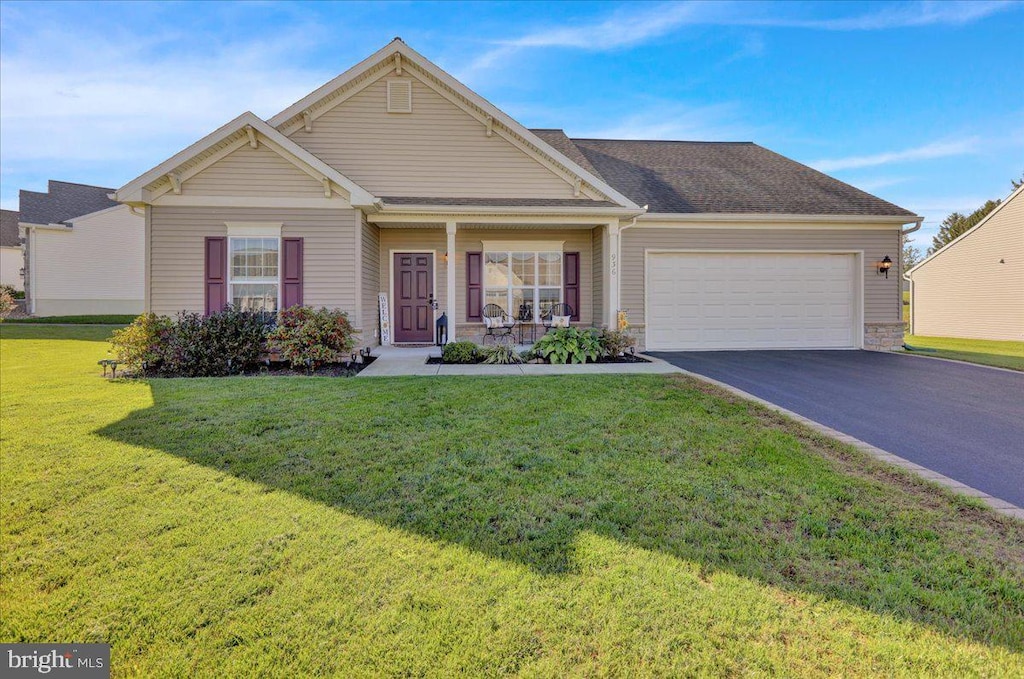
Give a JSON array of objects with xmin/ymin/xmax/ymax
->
[
  {"xmin": 115, "ymin": 38, "xmax": 920, "ymax": 351},
  {"xmin": 1, "ymin": 209, "xmax": 23, "ymax": 291},
  {"xmin": 906, "ymin": 185, "xmax": 1023, "ymax": 341},
  {"xmin": 19, "ymin": 181, "xmax": 144, "ymax": 316}
]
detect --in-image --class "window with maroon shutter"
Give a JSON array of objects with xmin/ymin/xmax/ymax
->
[
  {"xmin": 281, "ymin": 237, "xmax": 303, "ymax": 309},
  {"xmin": 204, "ymin": 237, "xmax": 227, "ymax": 315},
  {"xmin": 563, "ymin": 251, "xmax": 580, "ymax": 321},
  {"xmin": 466, "ymin": 251, "xmax": 482, "ymax": 321}
]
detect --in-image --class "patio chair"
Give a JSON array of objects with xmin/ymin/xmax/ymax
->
[
  {"xmin": 540, "ymin": 303, "xmax": 574, "ymax": 333},
  {"xmin": 481, "ymin": 304, "xmax": 516, "ymax": 344}
]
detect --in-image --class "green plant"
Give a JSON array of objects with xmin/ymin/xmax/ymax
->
[
  {"xmin": 156, "ymin": 306, "xmax": 270, "ymax": 377},
  {"xmin": 533, "ymin": 327, "xmax": 604, "ymax": 364},
  {"xmin": 442, "ymin": 341, "xmax": 480, "ymax": 364},
  {"xmin": 0, "ymin": 284, "xmax": 24, "ymax": 301},
  {"xmin": 109, "ymin": 313, "xmax": 173, "ymax": 373},
  {"xmin": 0, "ymin": 287, "xmax": 16, "ymax": 322},
  {"xmin": 598, "ymin": 329, "xmax": 636, "ymax": 356},
  {"xmin": 480, "ymin": 343, "xmax": 523, "ymax": 364},
  {"xmin": 268, "ymin": 305, "xmax": 356, "ymax": 371}
]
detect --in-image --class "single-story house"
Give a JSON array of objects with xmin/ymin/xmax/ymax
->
[
  {"xmin": 19, "ymin": 181, "xmax": 144, "ymax": 316},
  {"xmin": 115, "ymin": 38, "xmax": 920, "ymax": 351},
  {"xmin": 906, "ymin": 185, "xmax": 1023, "ymax": 341},
  {"xmin": 1, "ymin": 209, "xmax": 23, "ymax": 291}
]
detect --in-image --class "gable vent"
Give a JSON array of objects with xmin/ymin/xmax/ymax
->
[{"xmin": 387, "ymin": 78, "xmax": 412, "ymax": 113}]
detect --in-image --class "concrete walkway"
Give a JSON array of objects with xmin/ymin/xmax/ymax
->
[{"xmin": 357, "ymin": 345, "xmax": 682, "ymax": 377}]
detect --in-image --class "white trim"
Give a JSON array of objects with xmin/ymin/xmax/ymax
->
[
  {"xmin": 377, "ymin": 203, "xmax": 641, "ymax": 217},
  {"xmin": 481, "ymin": 249, "xmax": 564, "ymax": 323},
  {"xmin": 225, "ymin": 222, "xmax": 282, "ymax": 237},
  {"xmin": 369, "ymin": 212, "xmax": 629, "ymax": 226},
  {"xmin": 388, "ymin": 249, "xmax": 437, "ymax": 344},
  {"xmin": 151, "ymin": 195, "xmax": 351, "ymax": 209},
  {"xmin": 637, "ymin": 213, "xmax": 918, "ymax": 225},
  {"xmin": 480, "ymin": 240, "xmax": 564, "ymax": 252},
  {"xmin": 267, "ymin": 39, "xmax": 638, "ymax": 209},
  {"xmin": 386, "ymin": 78, "xmax": 413, "ymax": 113},
  {"xmin": 446, "ymin": 221, "xmax": 456, "ymax": 342},
  {"xmin": 642, "ymin": 248, "xmax": 865, "ymax": 351},
  {"xmin": 905, "ymin": 184, "xmax": 1023, "ymax": 278},
  {"xmin": 227, "ymin": 234, "xmax": 282, "ymax": 312}
]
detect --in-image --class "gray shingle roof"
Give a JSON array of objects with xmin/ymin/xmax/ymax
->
[
  {"xmin": 381, "ymin": 196, "xmax": 619, "ymax": 208},
  {"xmin": 1, "ymin": 210, "xmax": 20, "ymax": 248},
  {"xmin": 19, "ymin": 180, "xmax": 118, "ymax": 225},
  {"xmin": 530, "ymin": 129, "xmax": 604, "ymax": 178},
  {"xmin": 528, "ymin": 132, "xmax": 914, "ymax": 216}
]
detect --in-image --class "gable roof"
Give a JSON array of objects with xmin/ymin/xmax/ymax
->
[
  {"xmin": 556, "ymin": 138, "xmax": 916, "ymax": 217},
  {"xmin": 115, "ymin": 112, "xmax": 377, "ymax": 208},
  {"xmin": 1, "ymin": 209, "xmax": 20, "ymax": 247},
  {"xmin": 19, "ymin": 180, "xmax": 119, "ymax": 225},
  {"xmin": 268, "ymin": 39, "xmax": 639, "ymax": 210},
  {"xmin": 906, "ymin": 184, "xmax": 1023, "ymax": 278}
]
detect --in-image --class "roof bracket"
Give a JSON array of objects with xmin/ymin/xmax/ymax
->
[
  {"xmin": 167, "ymin": 173, "xmax": 182, "ymax": 195},
  {"xmin": 485, "ymin": 115, "xmax": 493, "ymax": 137},
  {"xmin": 302, "ymin": 110, "xmax": 313, "ymax": 133},
  {"xmin": 394, "ymin": 53, "xmax": 402, "ymax": 75},
  {"xmin": 573, "ymin": 177, "xmax": 582, "ymax": 197},
  {"xmin": 322, "ymin": 177, "xmax": 332, "ymax": 198},
  {"xmin": 245, "ymin": 125, "xmax": 258, "ymax": 149}
]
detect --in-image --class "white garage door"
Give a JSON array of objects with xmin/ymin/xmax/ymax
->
[{"xmin": 646, "ymin": 252, "xmax": 858, "ymax": 350}]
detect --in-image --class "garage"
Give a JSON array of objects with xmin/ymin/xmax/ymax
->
[{"xmin": 646, "ymin": 252, "xmax": 859, "ymax": 350}]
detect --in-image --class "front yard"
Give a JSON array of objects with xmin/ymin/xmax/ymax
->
[
  {"xmin": 1, "ymin": 325, "xmax": 1022, "ymax": 676},
  {"xmin": 904, "ymin": 334, "xmax": 1024, "ymax": 371}
]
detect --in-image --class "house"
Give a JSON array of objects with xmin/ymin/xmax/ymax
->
[
  {"xmin": 19, "ymin": 181, "xmax": 144, "ymax": 316},
  {"xmin": 1, "ymin": 209, "xmax": 23, "ymax": 291},
  {"xmin": 906, "ymin": 185, "xmax": 1023, "ymax": 341},
  {"xmin": 114, "ymin": 38, "xmax": 920, "ymax": 351}
]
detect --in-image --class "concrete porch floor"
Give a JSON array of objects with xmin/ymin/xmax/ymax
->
[{"xmin": 357, "ymin": 344, "xmax": 683, "ymax": 377}]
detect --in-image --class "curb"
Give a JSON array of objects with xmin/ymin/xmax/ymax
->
[
  {"xmin": 671, "ymin": 367, "xmax": 1024, "ymax": 522},
  {"xmin": 896, "ymin": 348, "xmax": 1023, "ymax": 375}
]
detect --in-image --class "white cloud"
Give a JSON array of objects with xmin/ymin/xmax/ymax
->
[
  {"xmin": 574, "ymin": 101, "xmax": 752, "ymax": 141},
  {"xmin": 810, "ymin": 138, "xmax": 979, "ymax": 172}
]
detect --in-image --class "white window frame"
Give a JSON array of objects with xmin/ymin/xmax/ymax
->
[
  {"xmin": 225, "ymin": 223, "xmax": 282, "ymax": 314},
  {"xmin": 483, "ymin": 250, "xmax": 563, "ymax": 323}
]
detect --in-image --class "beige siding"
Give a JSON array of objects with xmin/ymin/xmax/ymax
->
[
  {"xmin": 361, "ymin": 217, "xmax": 381, "ymax": 341},
  {"xmin": 184, "ymin": 143, "xmax": 325, "ymax": 197},
  {"xmin": 1, "ymin": 247, "xmax": 23, "ymax": 290},
  {"xmin": 911, "ymin": 193, "xmax": 1024, "ymax": 341},
  {"xmin": 149, "ymin": 206, "xmax": 357, "ymax": 316},
  {"xmin": 621, "ymin": 226, "xmax": 902, "ymax": 326},
  {"xmin": 592, "ymin": 225, "xmax": 604, "ymax": 327},
  {"xmin": 290, "ymin": 72, "xmax": 578, "ymax": 198},
  {"xmin": 33, "ymin": 205, "xmax": 144, "ymax": 311}
]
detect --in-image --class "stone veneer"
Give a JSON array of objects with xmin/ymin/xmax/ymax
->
[{"xmin": 863, "ymin": 322, "xmax": 905, "ymax": 352}]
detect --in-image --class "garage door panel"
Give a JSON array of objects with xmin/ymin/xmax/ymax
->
[{"xmin": 647, "ymin": 253, "xmax": 857, "ymax": 350}]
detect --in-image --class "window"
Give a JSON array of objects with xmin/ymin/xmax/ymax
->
[
  {"xmin": 484, "ymin": 250, "xmax": 561, "ymax": 321},
  {"xmin": 229, "ymin": 237, "xmax": 279, "ymax": 313}
]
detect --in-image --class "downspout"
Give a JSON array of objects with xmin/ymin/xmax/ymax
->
[
  {"xmin": 614, "ymin": 205, "xmax": 648, "ymax": 329},
  {"xmin": 900, "ymin": 218, "xmax": 923, "ymax": 340}
]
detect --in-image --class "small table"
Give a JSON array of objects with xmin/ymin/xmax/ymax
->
[{"xmin": 516, "ymin": 307, "xmax": 537, "ymax": 344}]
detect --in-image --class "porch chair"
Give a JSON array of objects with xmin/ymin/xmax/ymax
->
[
  {"xmin": 540, "ymin": 303, "xmax": 574, "ymax": 333},
  {"xmin": 481, "ymin": 304, "xmax": 517, "ymax": 344}
]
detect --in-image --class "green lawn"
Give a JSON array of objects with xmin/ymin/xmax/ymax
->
[
  {"xmin": 4, "ymin": 314, "xmax": 138, "ymax": 324},
  {"xmin": 2, "ymin": 325, "xmax": 1022, "ymax": 676},
  {"xmin": 904, "ymin": 334, "xmax": 1024, "ymax": 371}
]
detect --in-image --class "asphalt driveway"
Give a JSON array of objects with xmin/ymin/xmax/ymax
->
[{"xmin": 648, "ymin": 350, "xmax": 1024, "ymax": 507}]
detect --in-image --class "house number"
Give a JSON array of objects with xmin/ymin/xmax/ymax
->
[{"xmin": 610, "ymin": 253, "xmax": 617, "ymax": 276}]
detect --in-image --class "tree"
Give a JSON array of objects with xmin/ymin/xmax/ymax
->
[
  {"xmin": 929, "ymin": 199, "xmax": 1000, "ymax": 254},
  {"xmin": 1013, "ymin": 174, "xmax": 1023, "ymax": 189},
  {"xmin": 902, "ymin": 242, "xmax": 923, "ymax": 272}
]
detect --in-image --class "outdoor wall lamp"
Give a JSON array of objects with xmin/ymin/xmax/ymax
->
[{"xmin": 877, "ymin": 255, "xmax": 892, "ymax": 278}]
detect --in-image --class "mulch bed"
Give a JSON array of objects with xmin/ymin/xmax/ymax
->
[
  {"xmin": 244, "ymin": 356, "xmax": 377, "ymax": 377},
  {"xmin": 425, "ymin": 354, "xmax": 649, "ymax": 365}
]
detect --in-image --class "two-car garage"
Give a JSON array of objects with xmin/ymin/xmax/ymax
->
[{"xmin": 644, "ymin": 252, "xmax": 861, "ymax": 351}]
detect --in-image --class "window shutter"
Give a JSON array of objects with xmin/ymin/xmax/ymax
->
[
  {"xmin": 281, "ymin": 237, "xmax": 303, "ymax": 309},
  {"xmin": 466, "ymin": 251, "xmax": 482, "ymax": 321},
  {"xmin": 563, "ymin": 252, "xmax": 580, "ymax": 321},
  {"xmin": 204, "ymin": 237, "xmax": 227, "ymax": 315}
]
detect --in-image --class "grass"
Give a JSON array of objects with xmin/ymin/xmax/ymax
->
[
  {"xmin": 3, "ymin": 314, "xmax": 137, "ymax": 324},
  {"xmin": 2, "ymin": 325, "xmax": 1023, "ymax": 676},
  {"xmin": 904, "ymin": 334, "xmax": 1024, "ymax": 371}
]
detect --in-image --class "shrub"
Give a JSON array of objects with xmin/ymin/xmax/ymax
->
[
  {"xmin": 481, "ymin": 343, "xmax": 523, "ymax": 364},
  {"xmin": 442, "ymin": 341, "xmax": 480, "ymax": 364},
  {"xmin": 533, "ymin": 327, "xmax": 603, "ymax": 364},
  {"xmin": 157, "ymin": 307, "xmax": 270, "ymax": 377},
  {"xmin": 0, "ymin": 284, "xmax": 24, "ymax": 301},
  {"xmin": 0, "ymin": 287, "xmax": 15, "ymax": 322},
  {"xmin": 598, "ymin": 329, "xmax": 636, "ymax": 356},
  {"xmin": 109, "ymin": 313, "xmax": 173, "ymax": 374},
  {"xmin": 268, "ymin": 305, "xmax": 356, "ymax": 371}
]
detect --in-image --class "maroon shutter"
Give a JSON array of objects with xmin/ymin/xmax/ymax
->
[
  {"xmin": 281, "ymin": 237, "xmax": 303, "ymax": 310},
  {"xmin": 204, "ymin": 237, "xmax": 227, "ymax": 315},
  {"xmin": 563, "ymin": 252, "xmax": 580, "ymax": 321},
  {"xmin": 466, "ymin": 251, "xmax": 482, "ymax": 321}
]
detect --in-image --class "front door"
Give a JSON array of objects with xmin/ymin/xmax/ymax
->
[{"xmin": 393, "ymin": 252, "xmax": 434, "ymax": 343}]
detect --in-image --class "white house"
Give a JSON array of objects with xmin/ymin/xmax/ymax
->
[{"xmin": 1, "ymin": 209, "xmax": 23, "ymax": 291}]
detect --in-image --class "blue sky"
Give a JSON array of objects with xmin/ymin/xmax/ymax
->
[{"xmin": 1, "ymin": 0, "xmax": 1021, "ymax": 247}]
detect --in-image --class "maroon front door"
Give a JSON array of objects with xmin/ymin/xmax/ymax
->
[{"xmin": 394, "ymin": 252, "xmax": 434, "ymax": 343}]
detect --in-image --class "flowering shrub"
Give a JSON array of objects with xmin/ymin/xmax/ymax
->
[
  {"xmin": 268, "ymin": 305, "xmax": 356, "ymax": 371},
  {"xmin": 109, "ymin": 313, "xmax": 173, "ymax": 373}
]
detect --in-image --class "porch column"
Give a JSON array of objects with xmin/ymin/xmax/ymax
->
[
  {"xmin": 606, "ymin": 220, "xmax": 620, "ymax": 329},
  {"xmin": 446, "ymin": 220, "xmax": 457, "ymax": 343}
]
